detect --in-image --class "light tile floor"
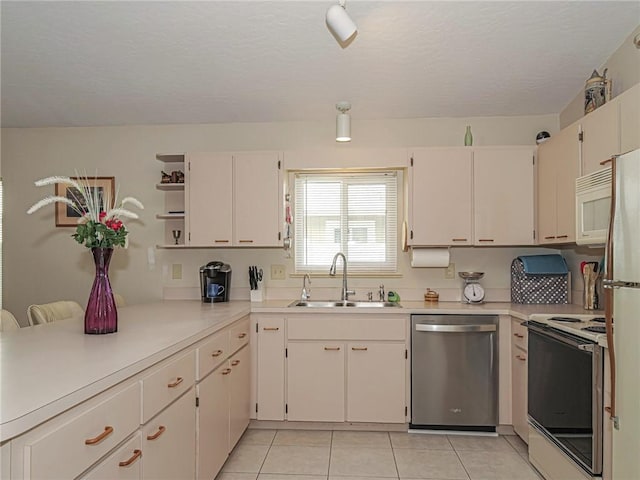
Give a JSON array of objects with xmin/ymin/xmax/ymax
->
[{"xmin": 217, "ymin": 429, "xmax": 543, "ymax": 480}]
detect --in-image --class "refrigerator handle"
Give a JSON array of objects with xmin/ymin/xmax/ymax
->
[{"xmin": 604, "ymin": 154, "xmax": 617, "ymax": 424}]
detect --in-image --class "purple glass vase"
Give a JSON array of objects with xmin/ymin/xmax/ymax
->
[{"xmin": 85, "ymin": 247, "xmax": 118, "ymax": 334}]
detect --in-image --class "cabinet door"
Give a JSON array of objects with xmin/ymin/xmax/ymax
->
[
  {"xmin": 229, "ymin": 346, "xmax": 251, "ymax": 450},
  {"xmin": 186, "ymin": 153, "xmax": 233, "ymax": 246},
  {"xmin": 474, "ymin": 148, "xmax": 535, "ymax": 246},
  {"xmin": 511, "ymin": 345, "xmax": 528, "ymax": 443},
  {"xmin": 619, "ymin": 83, "xmax": 640, "ymax": 154},
  {"xmin": 554, "ymin": 128, "xmax": 580, "ymax": 243},
  {"xmin": 580, "ymin": 100, "xmax": 620, "ymax": 175},
  {"xmin": 410, "ymin": 148, "xmax": 472, "ymax": 246},
  {"xmin": 287, "ymin": 342, "xmax": 345, "ymax": 422},
  {"xmin": 346, "ymin": 342, "xmax": 406, "ymax": 423},
  {"xmin": 257, "ymin": 317, "xmax": 286, "ymax": 421},
  {"xmin": 142, "ymin": 389, "xmax": 196, "ymax": 480},
  {"xmin": 536, "ymin": 140, "xmax": 558, "ymax": 244},
  {"xmin": 233, "ymin": 152, "xmax": 282, "ymax": 246},
  {"xmin": 81, "ymin": 433, "xmax": 142, "ymax": 480},
  {"xmin": 197, "ymin": 364, "xmax": 230, "ymax": 480}
]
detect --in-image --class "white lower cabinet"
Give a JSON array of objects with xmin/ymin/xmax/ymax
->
[
  {"xmin": 511, "ymin": 318, "xmax": 528, "ymax": 443},
  {"xmin": 287, "ymin": 341, "xmax": 345, "ymax": 422},
  {"xmin": 347, "ymin": 342, "xmax": 406, "ymax": 423},
  {"xmin": 142, "ymin": 388, "xmax": 196, "ymax": 480},
  {"xmin": 81, "ymin": 433, "xmax": 142, "ymax": 480},
  {"xmin": 229, "ymin": 346, "xmax": 251, "ymax": 449},
  {"xmin": 255, "ymin": 317, "xmax": 286, "ymax": 421}
]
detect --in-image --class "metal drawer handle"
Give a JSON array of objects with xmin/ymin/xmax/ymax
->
[
  {"xmin": 146, "ymin": 425, "xmax": 166, "ymax": 441},
  {"xmin": 600, "ymin": 157, "xmax": 614, "ymax": 166},
  {"xmin": 85, "ymin": 426, "xmax": 114, "ymax": 445},
  {"xmin": 556, "ymin": 235, "xmax": 569, "ymax": 239},
  {"xmin": 214, "ymin": 240, "xmax": 229, "ymax": 243},
  {"xmin": 222, "ymin": 368, "xmax": 232, "ymax": 375},
  {"xmin": 263, "ymin": 327, "xmax": 280, "ymax": 331},
  {"xmin": 324, "ymin": 346, "xmax": 340, "ymax": 351},
  {"xmin": 351, "ymin": 347, "xmax": 368, "ymax": 351},
  {"xmin": 516, "ymin": 355, "xmax": 527, "ymax": 361},
  {"xmin": 119, "ymin": 449, "xmax": 142, "ymax": 467},
  {"xmin": 478, "ymin": 239, "xmax": 495, "ymax": 242},
  {"xmin": 544, "ymin": 236, "xmax": 556, "ymax": 240},
  {"xmin": 239, "ymin": 240, "xmax": 254, "ymax": 243},
  {"xmin": 415, "ymin": 324, "xmax": 496, "ymax": 333},
  {"xmin": 211, "ymin": 350, "xmax": 223, "ymax": 357},
  {"xmin": 451, "ymin": 238, "xmax": 468, "ymax": 242},
  {"xmin": 167, "ymin": 377, "xmax": 183, "ymax": 388},
  {"xmin": 237, "ymin": 333, "xmax": 247, "ymax": 339},
  {"xmin": 231, "ymin": 359, "xmax": 241, "ymax": 366},
  {"xmin": 513, "ymin": 333, "xmax": 524, "ymax": 338}
]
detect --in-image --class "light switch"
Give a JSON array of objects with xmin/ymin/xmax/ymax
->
[
  {"xmin": 271, "ymin": 264, "xmax": 286, "ymax": 280},
  {"xmin": 172, "ymin": 263, "xmax": 182, "ymax": 280}
]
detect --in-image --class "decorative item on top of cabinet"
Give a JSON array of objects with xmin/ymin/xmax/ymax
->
[
  {"xmin": 156, "ymin": 153, "xmax": 186, "ymax": 248},
  {"xmin": 464, "ymin": 125, "xmax": 473, "ymax": 146},
  {"xmin": 584, "ymin": 68, "xmax": 611, "ymax": 115}
]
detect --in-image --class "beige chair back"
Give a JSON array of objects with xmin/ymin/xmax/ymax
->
[
  {"xmin": 27, "ymin": 301, "xmax": 84, "ymax": 326},
  {"xmin": 1, "ymin": 309, "xmax": 21, "ymax": 331}
]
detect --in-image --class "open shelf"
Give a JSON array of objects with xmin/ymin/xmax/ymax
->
[
  {"xmin": 156, "ymin": 183, "xmax": 184, "ymax": 191},
  {"xmin": 156, "ymin": 213, "xmax": 185, "ymax": 220},
  {"xmin": 156, "ymin": 153, "xmax": 185, "ymax": 163}
]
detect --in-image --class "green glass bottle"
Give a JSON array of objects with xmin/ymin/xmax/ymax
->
[{"xmin": 464, "ymin": 126, "xmax": 473, "ymax": 146}]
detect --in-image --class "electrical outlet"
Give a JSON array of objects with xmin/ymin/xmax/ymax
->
[
  {"xmin": 271, "ymin": 264, "xmax": 286, "ymax": 280},
  {"xmin": 171, "ymin": 263, "xmax": 182, "ymax": 280},
  {"xmin": 445, "ymin": 263, "xmax": 455, "ymax": 279}
]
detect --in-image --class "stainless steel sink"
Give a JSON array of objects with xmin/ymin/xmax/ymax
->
[{"xmin": 288, "ymin": 300, "xmax": 401, "ymax": 308}]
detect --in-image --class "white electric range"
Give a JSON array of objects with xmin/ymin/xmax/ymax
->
[{"xmin": 528, "ymin": 313, "xmax": 607, "ymax": 343}]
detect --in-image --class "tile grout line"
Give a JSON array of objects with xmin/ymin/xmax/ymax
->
[
  {"xmin": 255, "ymin": 429, "xmax": 278, "ymax": 478},
  {"xmin": 327, "ymin": 429, "xmax": 334, "ymax": 479},
  {"xmin": 389, "ymin": 432, "xmax": 401, "ymax": 480},
  {"xmin": 447, "ymin": 436, "xmax": 473, "ymax": 480}
]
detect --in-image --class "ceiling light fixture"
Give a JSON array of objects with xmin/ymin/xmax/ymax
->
[
  {"xmin": 326, "ymin": 0, "xmax": 358, "ymax": 46},
  {"xmin": 336, "ymin": 102, "xmax": 351, "ymax": 142}
]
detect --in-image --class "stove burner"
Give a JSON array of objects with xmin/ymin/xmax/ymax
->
[
  {"xmin": 549, "ymin": 316, "xmax": 583, "ymax": 323},
  {"xmin": 591, "ymin": 317, "xmax": 605, "ymax": 323},
  {"xmin": 582, "ymin": 326, "xmax": 606, "ymax": 333}
]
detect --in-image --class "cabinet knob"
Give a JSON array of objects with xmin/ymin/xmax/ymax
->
[
  {"xmin": 85, "ymin": 426, "xmax": 114, "ymax": 445},
  {"xmin": 119, "ymin": 449, "xmax": 142, "ymax": 467},
  {"xmin": 237, "ymin": 333, "xmax": 247, "ymax": 339},
  {"xmin": 516, "ymin": 355, "xmax": 527, "ymax": 361},
  {"xmin": 167, "ymin": 377, "xmax": 183, "ymax": 388},
  {"xmin": 211, "ymin": 350, "xmax": 223, "ymax": 357},
  {"xmin": 146, "ymin": 425, "xmax": 166, "ymax": 441},
  {"xmin": 513, "ymin": 333, "xmax": 524, "ymax": 338},
  {"xmin": 231, "ymin": 359, "xmax": 241, "ymax": 366},
  {"xmin": 222, "ymin": 368, "xmax": 232, "ymax": 375}
]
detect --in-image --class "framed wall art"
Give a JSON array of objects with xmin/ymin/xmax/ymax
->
[{"xmin": 55, "ymin": 176, "xmax": 115, "ymax": 227}]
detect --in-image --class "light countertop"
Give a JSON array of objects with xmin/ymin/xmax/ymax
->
[
  {"xmin": 0, "ymin": 301, "xmax": 250, "ymax": 442},
  {"xmin": 1, "ymin": 299, "xmax": 602, "ymax": 442}
]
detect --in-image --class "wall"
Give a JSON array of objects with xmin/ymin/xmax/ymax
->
[
  {"xmin": 560, "ymin": 24, "xmax": 640, "ymax": 128},
  {"xmin": 2, "ymin": 114, "xmax": 564, "ymax": 325}
]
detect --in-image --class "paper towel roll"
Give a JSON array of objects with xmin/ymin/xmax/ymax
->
[{"xmin": 411, "ymin": 248, "xmax": 450, "ymax": 268}]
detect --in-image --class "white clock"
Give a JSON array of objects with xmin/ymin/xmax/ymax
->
[{"xmin": 463, "ymin": 283, "xmax": 485, "ymax": 303}]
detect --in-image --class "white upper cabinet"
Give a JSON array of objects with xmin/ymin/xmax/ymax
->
[
  {"xmin": 579, "ymin": 99, "xmax": 620, "ymax": 175},
  {"xmin": 186, "ymin": 152, "xmax": 233, "ymax": 246},
  {"xmin": 184, "ymin": 151, "xmax": 282, "ymax": 247},
  {"xmin": 537, "ymin": 126, "xmax": 579, "ymax": 244},
  {"xmin": 473, "ymin": 147, "xmax": 535, "ymax": 246},
  {"xmin": 409, "ymin": 148, "xmax": 473, "ymax": 246},
  {"xmin": 233, "ymin": 152, "xmax": 282, "ymax": 247},
  {"xmin": 619, "ymin": 83, "xmax": 640, "ymax": 154}
]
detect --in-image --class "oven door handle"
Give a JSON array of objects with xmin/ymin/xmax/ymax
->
[
  {"xmin": 526, "ymin": 321, "xmax": 595, "ymax": 350},
  {"xmin": 415, "ymin": 324, "xmax": 496, "ymax": 333}
]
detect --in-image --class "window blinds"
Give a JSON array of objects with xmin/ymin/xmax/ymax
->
[{"xmin": 294, "ymin": 171, "xmax": 398, "ymax": 274}]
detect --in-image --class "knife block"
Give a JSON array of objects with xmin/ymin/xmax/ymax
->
[{"xmin": 250, "ymin": 287, "xmax": 265, "ymax": 302}]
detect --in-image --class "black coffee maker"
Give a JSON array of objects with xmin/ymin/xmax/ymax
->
[{"xmin": 199, "ymin": 261, "xmax": 232, "ymax": 303}]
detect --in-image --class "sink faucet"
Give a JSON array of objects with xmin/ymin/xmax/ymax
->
[
  {"xmin": 379, "ymin": 284, "xmax": 385, "ymax": 302},
  {"xmin": 329, "ymin": 252, "xmax": 355, "ymax": 301},
  {"xmin": 301, "ymin": 274, "xmax": 311, "ymax": 300}
]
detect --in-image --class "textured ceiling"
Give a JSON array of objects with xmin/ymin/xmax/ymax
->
[{"xmin": 1, "ymin": 1, "xmax": 639, "ymax": 127}]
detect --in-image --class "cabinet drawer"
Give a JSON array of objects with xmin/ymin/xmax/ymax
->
[
  {"xmin": 229, "ymin": 316, "xmax": 250, "ymax": 354},
  {"xmin": 80, "ymin": 433, "xmax": 142, "ymax": 480},
  {"xmin": 25, "ymin": 383, "xmax": 140, "ymax": 480},
  {"xmin": 287, "ymin": 316, "xmax": 406, "ymax": 341},
  {"xmin": 141, "ymin": 350, "xmax": 196, "ymax": 423},
  {"xmin": 512, "ymin": 320, "xmax": 528, "ymax": 352},
  {"xmin": 197, "ymin": 330, "xmax": 230, "ymax": 380}
]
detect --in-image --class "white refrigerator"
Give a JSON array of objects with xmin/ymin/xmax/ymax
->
[{"xmin": 604, "ymin": 148, "xmax": 640, "ymax": 479}]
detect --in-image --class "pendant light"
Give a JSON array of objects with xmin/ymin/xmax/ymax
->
[
  {"xmin": 336, "ymin": 102, "xmax": 351, "ymax": 142},
  {"xmin": 326, "ymin": 0, "xmax": 357, "ymax": 46}
]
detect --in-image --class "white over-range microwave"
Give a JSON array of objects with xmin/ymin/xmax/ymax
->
[{"xmin": 575, "ymin": 166, "xmax": 612, "ymax": 245}]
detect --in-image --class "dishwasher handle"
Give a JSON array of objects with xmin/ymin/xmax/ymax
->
[{"xmin": 415, "ymin": 324, "xmax": 497, "ymax": 333}]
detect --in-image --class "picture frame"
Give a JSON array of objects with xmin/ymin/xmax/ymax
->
[{"xmin": 55, "ymin": 176, "xmax": 115, "ymax": 227}]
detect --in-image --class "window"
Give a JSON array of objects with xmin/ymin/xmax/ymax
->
[{"xmin": 294, "ymin": 171, "xmax": 398, "ymax": 274}]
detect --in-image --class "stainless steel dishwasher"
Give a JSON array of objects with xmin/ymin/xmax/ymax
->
[{"xmin": 410, "ymin": 314, "xmax": 498, "ymax": 432}]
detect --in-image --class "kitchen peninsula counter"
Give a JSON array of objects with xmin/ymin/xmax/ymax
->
[{"xmin": 0, "ymin": 301, "xmax": 250, "ymax": 442}]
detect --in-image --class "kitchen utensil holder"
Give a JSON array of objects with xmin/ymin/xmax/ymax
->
[{"xmin": 250, "ymin": 288, "xmax": 265, "ymax": 302}]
